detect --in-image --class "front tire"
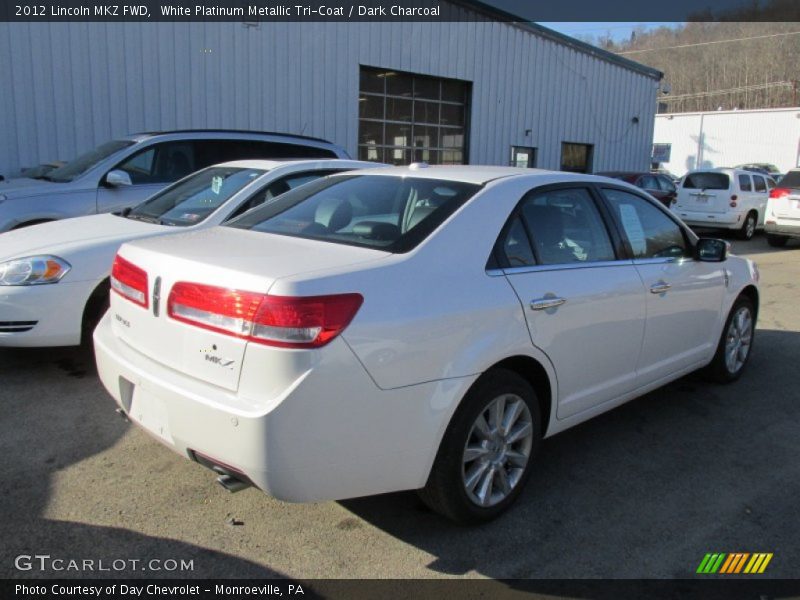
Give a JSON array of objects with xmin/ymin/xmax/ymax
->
[
  {"xmin": 706, "ymin": 296, "xmax": 755, "ymax": 383},
  {"xmin": 766, "ymin": 234, "xmax": 788, "ymax": 248},
  {"xmin": 418, "ymin": 369, "xmax": 542, "ymax": 524}
]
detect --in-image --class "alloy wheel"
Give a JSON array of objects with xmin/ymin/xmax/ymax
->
[
  {"xmin": 461, "ymin": 393, "xmax": 533, "ymax": 507},
  {"xmin": 725, "ymin": 306, "xmax": 753, "ymax": 374}
]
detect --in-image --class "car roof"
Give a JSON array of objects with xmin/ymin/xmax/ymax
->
[
  {"xmin": 332, "ymin": 165, "xmax": 574, "ymax": 185},
  {"xmin": 212, "ymin": 159, "xmax": 383, "ymax": 170},
  {"xmin": 121, "ymin": 129, "xmax": 336, "ymax": 145},
  {"xmin": 597, "ymin": 171, "xmax": 648, "ymax": 179}
]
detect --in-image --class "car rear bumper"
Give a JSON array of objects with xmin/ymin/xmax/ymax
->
[
  {"xmin": 0, "ymin": 280, "xmax": 92, "ymax": 347},
  {"xmin": 673, "ymin": 209, "xmax": 744, "ymax": 229},
  {"xmin": 764, "ymin": 221, "xmax": 800, "ymax": 237},
  {"xmin": 93, "ymin": 311, "xmax": 472, "ymax": 503}
]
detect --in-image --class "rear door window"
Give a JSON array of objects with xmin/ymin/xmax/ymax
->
[
  {"xmin": 517, "ymin": 188, "xmax": 616, "ymax": 265},
  {"xmin": 683, "ymin": 173, "xmax": 730, "ymax": 190},
  {"xmin": 753, "ymin": 175, "xmax": 767, "ymax": 192},
  {"xmin": 738, "ymin": 174, "xmax": 753, "ymax": 191},
  {"xmin": 193, "ymin": 140, "xmax": 337, "ymax": 167},
  {"xmin": 499, "ymin": 217, "xmax": 536, "ymax": 267}
]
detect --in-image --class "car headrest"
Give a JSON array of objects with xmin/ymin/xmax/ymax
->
[
  {"xmin": 352, "ymin": 221, "xmax": 401, "ymax": 242},
  {"xmin": 315, "ymin": 198, "xmax": 353, "ymax": 232}
]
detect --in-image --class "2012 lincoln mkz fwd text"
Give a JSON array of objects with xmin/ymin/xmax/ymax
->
[{"xmin": 95, "ymin": 165, "xmax": 759, "ymax": 523}]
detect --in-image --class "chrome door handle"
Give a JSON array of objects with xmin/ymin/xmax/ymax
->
[
  {"xmin": 530, "ymin": 297, "xmax": 567, "ymax": 311},
  {"xmin": 650, "ymin": 282, "xmax": 672, "ymax": 294}
]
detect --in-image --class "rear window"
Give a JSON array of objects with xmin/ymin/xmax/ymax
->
[
  {"xmin": 779, "ymin": 170, "xmax": 800, "ymax": 188},
  {"xmin": 683, "ymin": 173, "xmax": 730, "ymax": 190},
  {"xmin": 228, "ymin": 175, "xmax": 480, "ymax": 253}
]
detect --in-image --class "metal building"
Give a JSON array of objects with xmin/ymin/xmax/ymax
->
[
  {"xmin": 653, "ymin": 107, "xmax": 800, "ymax": 176},
  {"xmin": 0, "ymin": 2, "xmax": 662, "ymax": 178}
]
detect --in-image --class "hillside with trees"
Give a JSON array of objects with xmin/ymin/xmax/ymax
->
[{"xmin": 584, "ymin": 22, "xmax": 800, "ymax": 113}]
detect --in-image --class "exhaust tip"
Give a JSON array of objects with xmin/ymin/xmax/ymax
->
[{"xmin": 216, "ymin": 473, "xmax": 251, "ymax": 493}]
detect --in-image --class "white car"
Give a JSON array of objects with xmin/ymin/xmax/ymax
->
[
  {"xmin": 672, "ymin": 167, "xmax": 773, "ymax": 240},
  {"xmin": 94, "ymin": 166, "xmax": 760, "ymax": 523},
  {"xmin": 764, "ymin": 168, "xmax": 800, "ymax": 247},
  {"xmin": 0, "ymin": 159, "xmax": 380, "ymax": 347}
]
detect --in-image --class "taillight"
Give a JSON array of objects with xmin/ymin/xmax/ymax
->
[
  {"xmin": 770, "ymin": 187, "xmax": 790, "ymax": 199},
  {"xmin": 167, "ymin": 282, "xmax": 363, "ymax": 348},
  {"xmin": 110, "ymin": 255, "xmax": 149, "ymax": 308}
]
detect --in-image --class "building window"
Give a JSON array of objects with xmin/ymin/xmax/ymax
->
[
  {"xmin": 358, "ymin": 66, "xmax": 470, "ymax": 165},
  {"xmin": 560, "ymin": 142, "xmax": 594, "ymax": 174},
  {"xmin": 510, "ymin": 146, "xmax": 537, "ymax": 168}
]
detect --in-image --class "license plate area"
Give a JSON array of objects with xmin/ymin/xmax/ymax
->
[{"xmin": 130, "ymin": 385, "xmax": 173, "ymax": 443}]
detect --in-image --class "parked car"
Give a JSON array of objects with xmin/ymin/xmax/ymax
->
[
  {"xmin": 764, "ymin": 168, "xmax": 800, "ymax": 247},
  {"xmin": 94, "ymin": 165, "xmax": 759, "ymax": 523},
  {"xmin": 735, "ymin": 163, "xmax": 782, "ymax": 181},
  {"xmin": 0, "ymin": 130, "xmax": 349, "ymax": 232},
  {"xmin": 0, "ymin": 159, "xmax": 380, "ymax": 347},
  {"xmin": 597, "ymin": 171, "xmax": 677, "ymax": 207},
  {"xmin": 672, "ymin": 168, "xmax": 772, "ymax": 240}
]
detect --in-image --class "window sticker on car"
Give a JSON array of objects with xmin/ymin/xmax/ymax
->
[
  {"xmin": 618, "ymin": 203, "xmax": 647, "ymax": 256},
  {"xmin": 211, "ymin": 176, "xmax": 223, "ymax": 194}
]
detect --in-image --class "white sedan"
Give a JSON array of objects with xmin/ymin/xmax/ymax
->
[
  {"xmin": 0, "ymin": 159, "xmax": 380, "ymax": 347},
  {"xmin": 94, "ymin": 165, "xmax": 760, "ymax": 523}
]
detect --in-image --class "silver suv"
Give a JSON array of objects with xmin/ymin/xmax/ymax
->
[{"xmin": 0, "ymin": 130, "xmax": 348, "ymax": 232}]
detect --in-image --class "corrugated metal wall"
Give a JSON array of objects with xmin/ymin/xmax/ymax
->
[
  {"xmin": 0, "ymin": 16, "xmax": 659, "ymax": 177},
  {"xmin": 654, "ymin": 108, "xmax": 800, "ymax": 175}
]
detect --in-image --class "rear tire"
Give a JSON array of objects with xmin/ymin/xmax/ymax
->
[
  {"xmin": 737, "ymin": 212, "xmax": 757, "ymax": 240},
  {"xmin": 418, "ymin": 369, "xmax": 542, "ymax": 524},
  {"xmin": 706, "ymin": 296, "xmax": 755, "ymax": 383},
  {"xmin": 766, "ymin": 234, "xmax": 788, "ymax": 248}
]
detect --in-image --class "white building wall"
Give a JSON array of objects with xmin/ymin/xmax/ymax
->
[
  {"xmin": 654, "ymin": 108, "xmax": 800, "ymax": 176},
  {"xmin": 0, "ymin": 16, "xmax": 660, "ymax": 177}
]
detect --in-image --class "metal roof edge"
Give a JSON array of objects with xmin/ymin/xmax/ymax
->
[{"xmin": 450, "ymin": 0, "xmax": 664, "ymax": 81}]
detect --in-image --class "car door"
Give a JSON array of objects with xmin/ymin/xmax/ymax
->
[
  {"xmin": 96, "ymin": 141, "xmax": 197, "ymax": 213},
  {"xmin": 599, "ymin": 187, "xmax": 726, "ymax": 385},
  {"xmin": 497, "ymin": 185, "xmax": 647, "ymax": 419}
]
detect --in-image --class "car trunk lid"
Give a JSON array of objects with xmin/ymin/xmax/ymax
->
[{"xmin": 109, "ymin": 227, "xmax": 388, "ymax": 391}]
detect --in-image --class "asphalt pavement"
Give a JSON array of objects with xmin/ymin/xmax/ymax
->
[{"xmin": 1, "ymin": 234, "xmax": 798, "ymax": 580}]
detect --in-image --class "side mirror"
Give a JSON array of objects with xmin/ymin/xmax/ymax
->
[
  {"xmin": 695, "ymin": 238, "xmax": 729, "ymax": 262},
  {"xmin": 104, "ymin": 170, "xmax": 132, "ymax": 187}
]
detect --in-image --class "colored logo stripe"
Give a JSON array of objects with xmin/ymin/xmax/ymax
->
[{"xmin": 697, "ymin": 553, "xmax": 773, "ymax": 574}]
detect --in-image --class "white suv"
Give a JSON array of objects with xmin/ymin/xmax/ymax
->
[
  {"xmin": 672, "ymin": 168, "xmax": 773, "ymax": 240},
  {"xmin": 764, "ymin": 168, "xmax": 800, "ymax": 247}
]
